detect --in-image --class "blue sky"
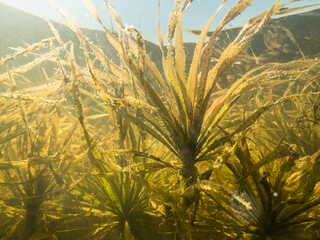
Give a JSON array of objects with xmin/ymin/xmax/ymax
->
[{"xmin": 0, "ymin": 0, "xmax": 319, "ymax": 42}]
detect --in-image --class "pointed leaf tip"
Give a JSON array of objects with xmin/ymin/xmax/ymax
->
[{"xmin": 105, "ymin": 0, "xmax": 124, "ymax": 29}]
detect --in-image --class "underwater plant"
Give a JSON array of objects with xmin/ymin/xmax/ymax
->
[
  {"xmin": 257, "ymin": 94, "xmax": 320, "ymax": 157},
  {"xmin": 201, "ymin": 128, "xmax": 320, "ymax": 239},
  {"xmin": 0, "ymin": 41, "xmax": 87, "ymax": 240},
  {"xmin": 1, "ymin": 0, "xmax": 319, "ymax": 239},
  {"xmin": 50, "ymin": 0, "xmax": 320, "ymax": 238}
]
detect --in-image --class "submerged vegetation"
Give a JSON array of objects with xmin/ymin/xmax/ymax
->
[{"xmin": 0, "ymin": 0, "xmax": 320, "ymax": 239}]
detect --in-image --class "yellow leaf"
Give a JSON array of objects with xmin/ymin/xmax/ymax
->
[
  {"xmin": 83, "ymin": 0, "xmax": 104, "ymax": 25},
  {"xmin": 105, "ymin": 1, "xmax": 124, "ymax": 29}
]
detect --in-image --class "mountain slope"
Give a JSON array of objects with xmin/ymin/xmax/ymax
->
[{"xmin": 0, "ymin": 2, "xmax": 319, "ymax": 87}]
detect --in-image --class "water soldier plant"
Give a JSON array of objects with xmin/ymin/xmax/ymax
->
[
  {"xmin": 0, "ymin": 41, "xmax": 89, "ymax": 239},
  {"xmin": 0, "ymin": 0, "xmax": 320, "ymax": 239},
  {"xmin": 60, "ymin": 0, "xmax": 319, "ymax": 238}
]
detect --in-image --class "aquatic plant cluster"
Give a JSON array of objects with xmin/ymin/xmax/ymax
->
[{"xmin": 0, "ymin": 0, "xmax": 320, "ymax": 239}]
